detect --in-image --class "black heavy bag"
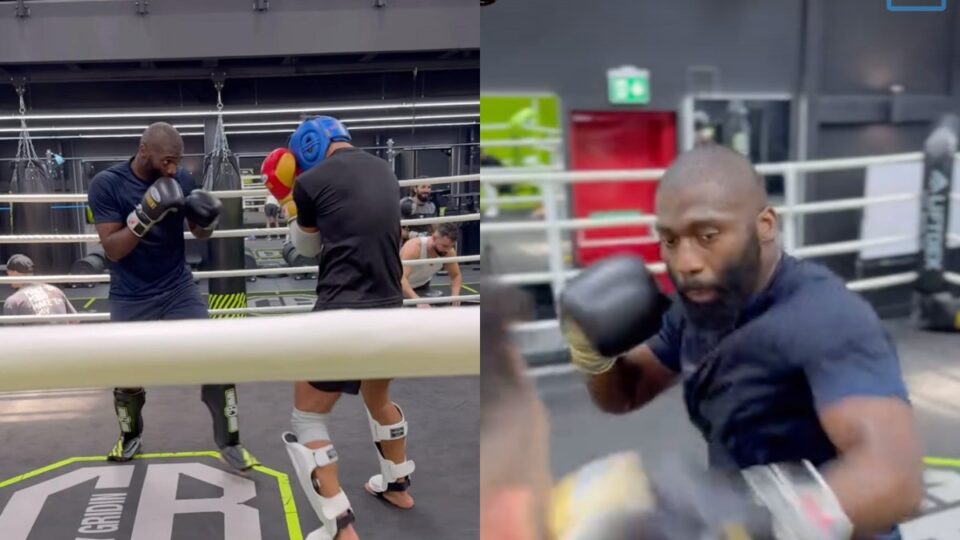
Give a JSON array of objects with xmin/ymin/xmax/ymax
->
[
  {"xmin": 10, "ymin": 137, "xmax": 54, "ymax": 274},
  {"xmin": 201, "ymin": 116, "xmax": 246, "ymax": 318}
]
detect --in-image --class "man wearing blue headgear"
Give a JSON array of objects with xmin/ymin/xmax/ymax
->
[{"xmin": 267, "ymin": 116, "xmax": 414, "ymax": 540}]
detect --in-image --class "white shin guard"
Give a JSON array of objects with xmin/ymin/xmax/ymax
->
[
  {"xmin": 365, "ymin": 403, "xmax": 415, "ymax": 493},
  {"xmin": 282, "ymin": 432, "xmax": 354, "ymax": 540}
]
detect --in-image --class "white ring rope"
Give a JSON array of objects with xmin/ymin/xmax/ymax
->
[
  {"xmin": 0, "ymin": 307, "xmax": 479, "ymax": 391},
  {"xmin": 0, "ymin": 174, "xmax": 479, "ymax": 204},
  {"xmin": 0, "ymin": 255, "xmax": 482, "ymax": 285},
  {"xmin": 480, "ymin": 152, "xmax": 925, "ymax": 185},
  {"xmin": 0, "ymin": 214, "xmax": 481, "ymax": 244},
  {"xmin": 495, "ymin": 237, "xmax": 915, "ymax": 287},
  {"xmin": 482, "ymin": 192, "xmax": 917, "ymax": 234},
  {"xmin": 0, "ymin": 295, "xmax": 480, "ymax": 325}
]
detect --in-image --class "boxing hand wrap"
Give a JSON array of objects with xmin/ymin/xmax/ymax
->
[
  {"xmin": 742, "ymin": 461, "xmax": 853, "ymax": 540},
  {"xmin": 563, "ymin": 320, "xmax": 618, "ymax": 375},
  {"xmin": 559, "ymin": 256, "xmax": 670, "ymax": 373}
]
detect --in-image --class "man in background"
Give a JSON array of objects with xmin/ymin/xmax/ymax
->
[
  {"xmin": 3, "ymin": 254, "xmax": 77, "ymax": 321},
  {"xmin": 400, "ymin": 222, "xmax": 463, "ymax": 308},
  {"xmin": 400, "ymin": 179, "xmax": 438, "ymax": 242}
]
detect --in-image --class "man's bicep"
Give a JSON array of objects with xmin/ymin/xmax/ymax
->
[{"xmin": 819, "ymin": 397, "xmax": 917, "ymax": 455}]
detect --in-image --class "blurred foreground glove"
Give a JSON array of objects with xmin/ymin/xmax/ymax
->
[
  {"xmin": 549, "ymin": 452, "xmax": 852, "ymax": 540},
  {"xmin": 742, "ymin": 462, "xmax": 853, "ymax": 540}
]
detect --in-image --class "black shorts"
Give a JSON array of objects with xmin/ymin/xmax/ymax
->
[
  {"xmin": 308, "ymin": 299, "xmax": 403, "ymax": 395},
  {"xmin": 265, "ymin": 204, "xmax": 279, "ymax": 218},
  {"xmin": 110, "ymin": 283, "xmax": 207, "ymax": 322}
]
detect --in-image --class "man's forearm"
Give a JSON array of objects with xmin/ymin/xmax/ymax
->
[
  {"xmin": 401, "ymin": 277, "xmax": 419, "ymax": 299},
  {"xmin": 450, "ymin": 276, "xmax": 462, "ymax": 297},
  {"xmin": 586, "ymin": 359, "xmax": 645, "ymax": 414},
  {"xmin": 102, "ymin": 227, "xmax": 140, "ymax": 262}
]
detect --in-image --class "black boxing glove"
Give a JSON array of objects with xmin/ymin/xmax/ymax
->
[
  {"xmin": 559, "ymin": 256, "xmax": 670, "ymax": 373},
  {"xmin": 127, "ymin": 176, "xmax": 185, "ymax": 238},
  {"xmin": 184, "ymin": 190, "xmax": 224, "ymax": 232}
]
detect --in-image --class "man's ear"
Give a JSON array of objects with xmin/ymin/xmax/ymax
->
[
  {"xmin": 757, "ymin": 206, "xmax": 778, "ymax": 244},
  {"xmin": 481, "ymin": 488, "xmax": 536, "ymax": 540}
]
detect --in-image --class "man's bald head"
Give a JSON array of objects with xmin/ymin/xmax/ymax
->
[
  {"xmin": 135, "ymin": 122, "xmax": 184, "ymax": 181},
  {"xmin": 657, "ymin": 145, "xmax": 767, "ymax": 213},
  {"xmin": 140, "ymin": 122, "xmax": 183, "ymax": 154}
]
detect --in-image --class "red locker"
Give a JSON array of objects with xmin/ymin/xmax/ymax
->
[{"xmin": 569, "ymin": 110, "xmax": 677, "ymax": 290}]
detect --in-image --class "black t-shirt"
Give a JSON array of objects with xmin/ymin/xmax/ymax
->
[
  {"xmin": 87, "ymin": 158, "xmax": 196, "ymax": 300},
  {"xmin": 647, "ymin": 255, "xmax": 909, "ymax": 471},
  {"xmin": 293, "ymin": 147, "xmax": 403, "ymax": 309}
]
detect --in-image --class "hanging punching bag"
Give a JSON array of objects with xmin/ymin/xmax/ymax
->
[
  {"xmin": 11, "ymin": 159, "xmax": 54, "ymax": 274},
  {"xmin": 201, "ymin": 116, "xmax": 246, "ymax": 318}
]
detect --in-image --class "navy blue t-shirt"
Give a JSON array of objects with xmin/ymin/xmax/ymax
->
[
  {"xmin": 87, "ymin": 158, "xmax": 196, "ymax": 300},
  {"xmin": 647, "ymin": 254, "xmax": 909, "ymax": 471}
]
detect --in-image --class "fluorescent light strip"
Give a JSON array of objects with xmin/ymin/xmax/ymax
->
[
  {"xmin": 0, "ymin": 124, "xmax": 205, "ymax": 133},
  {"xmin": 0, "ymin": 100, "xmax": 480, "ymax": 122},
  {"xmin": 228, "ymin": 113, "xmax": 480, "ymax": 128},
  {"xmin": 0, "ymin": 113, "xmax": 481, "ymax": 134},
  {"xmin": 0, "ymin": 121, "xmax": 477, "ymax": 141},
  {"xmin": 226, "ymin": 122, "xmax": 478, "ymax": 136}
]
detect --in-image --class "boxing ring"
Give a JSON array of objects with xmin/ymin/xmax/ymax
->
[
  {"xmin": 483, "ymin": 133, "xmax": 960, "ymax": 537},
  {"xmin": 0, "ymin": 172, "xmax": 481, "ymax": 540}
]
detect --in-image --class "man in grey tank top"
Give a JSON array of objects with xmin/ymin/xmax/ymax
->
[
  {"xmin": 400, "ymin": 223, "xmax": 463, "ymax": 307},
  {"xmin": 3, "ymin": 254, "xmax": 77, "ymax": 321}
]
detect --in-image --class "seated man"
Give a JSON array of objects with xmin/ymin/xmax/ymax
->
[
  {"xmin": 400, "ymin": 222, "xmax": 462, "ymax": 307},
  {"xmin": 400, "ymin": 180, "xmax": 438, "ymax": 242},
  {"xmin": 3, "ymin": 254, "xmax": 77, "ymax": 321}
]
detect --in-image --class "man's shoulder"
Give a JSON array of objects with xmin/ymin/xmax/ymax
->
[
  {"xmin": 90, "ymin": 165, "xmax": 125, "ymax": 188},
  {"xmin": 777, "ymin": 257, "xmax": 884, "ymax": 338}
]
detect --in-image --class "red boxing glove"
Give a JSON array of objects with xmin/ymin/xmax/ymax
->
[{"xmin": 261, "ymin": 147, "xmax": 299, "ymax": 204}]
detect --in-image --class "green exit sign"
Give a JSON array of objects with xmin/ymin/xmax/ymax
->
[{"xmin": 607, "ymin": 67, "xmax": 650, "ymax": 105}]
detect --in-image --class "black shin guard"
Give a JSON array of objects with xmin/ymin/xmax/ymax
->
[
  {"xmin": 201, "ymin": 384, "xmax": 240, "ymax": 448},
  {"xmin": 114, "ymin": 388, "xmax": 145, "ymax": 442}
]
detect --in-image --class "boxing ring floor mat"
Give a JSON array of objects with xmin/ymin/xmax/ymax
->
[
  {"xmin": 534, "ymin": 318, "xmax": 960, "ymax": 539},
  {"xmin": 0, "ymin": 377, "xmax": 478, "ymax": 540}
]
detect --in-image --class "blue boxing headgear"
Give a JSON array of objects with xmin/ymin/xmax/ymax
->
[{"xmin": 288, "ymin": 116, "xmax": 352, "ymax": 171}]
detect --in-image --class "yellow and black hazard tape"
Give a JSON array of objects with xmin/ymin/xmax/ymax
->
[{"xmin": 208, "ymin": 293, "xmax": 248, "ymax": 319}]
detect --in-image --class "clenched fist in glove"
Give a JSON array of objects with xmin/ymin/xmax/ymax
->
[
  {"xmin": 184, "ymin": 190, "xmax": 223, "ymax": 232},
  {"xmin": 127, "ymin": 176, "xmax": 184, "ymax": 238},
  {"xmin": 559, "ymin": 256, "xmax": 671, "ymax": 374},
  {"xmin": 261, "ymin": 147, "xmax": 300, "ymax": 221}
]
